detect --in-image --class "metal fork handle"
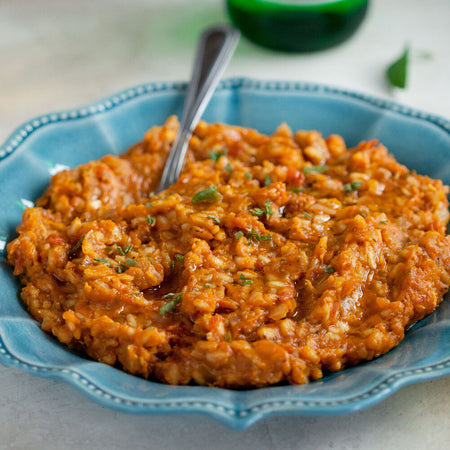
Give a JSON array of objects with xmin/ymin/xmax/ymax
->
[{"xmin": 157, "ymin": 25, "xmax": 240, "ymax": 193}]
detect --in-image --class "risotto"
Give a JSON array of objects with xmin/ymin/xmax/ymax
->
[{"xmin": 7, "ymin": 117, "xmax": 450, "ymax": 387}]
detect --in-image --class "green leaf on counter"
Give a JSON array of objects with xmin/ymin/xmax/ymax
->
[{"xmin": 387, "ymin": 46, "xmax": 409, "ymax": 89}]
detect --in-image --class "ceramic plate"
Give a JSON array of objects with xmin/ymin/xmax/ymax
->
[{"xmin": 1, "ymin": 79, "xmax": 449, "ymax": 430}]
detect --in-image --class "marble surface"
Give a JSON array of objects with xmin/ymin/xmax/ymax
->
[{"xmin": 1, "ymin": 0, "xmax": 449, "ymax": 448}]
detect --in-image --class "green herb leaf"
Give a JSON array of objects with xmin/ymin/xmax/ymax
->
[
  {"xmin": 118, "ymin": 263, "xmax": 128, "ymax": 273},
  {"xmin": 126, "ymin": 258, "xmax": 137, "ymax": 266},
  {"xmin": 387, "ymin": 46, "xmax": 409, "ymax": 89},
  {"xmin": 192, "ymin": 184, "xmax": 222, "ymax": 204},
  {"xmin": 302, "ymin": 211, "xmax": 313, "ymax": 219},
  {"xmin": 288, "ymin": 186, "xmax": 303, "ymax": 193},
  {"xmin": 147, "ymin": 215, "xmax": 156, "ymax": 225},
  {"xmin": 250, "ymin": 201, "xmax": 273, "ymax": 220},
  {"xmin": 207, "ymin": 215, "xmax": 220, "ymax": 225},
  {"xmin": 110, "ymin": 244, "xmax": 132, "ymax": 255},
  {"xmin": 225, "ymin": 163, "xmax": 232, "ymax": 173},
  {"xmin": 344, "ymin": 181, "xmax": 363, "ymax": 193},
  {"xmin": 380, "ymin": 220, "xmax": 388, "ymax": 225},
  {"xmin": 234, "ymin": 231, "xmax": 244, "ymax": 240},
  {"xmin": 94, "ymin": 257, "xmax": 110, "ymax": 267},
  {"xmin": 174, "ymin": 253, "xmax": 184, "ymax": 261},
  {"xmin": 146, "ymin": 202, "xmax": 153, "ymax": 207},
  {"xmin": 264, "ymin": 199, "xmax": 274, "ymax": 219},
  {"xmin": 170, "ymin": 260, "xmax": 175, "ymax": 269},
  {"xmin": 114, "ymin": 244, "xmax": 125, "ymax": 255},
  {"xmin": 209, "ymin": 149, "xmax": 226, "ymax": 162},
  {"xmin": 68, "ymin": 235, "xmax": 85, "ymax": 257},
  {"xmin": 250, "ymin": 207, "xmax": 264, "ymax": 217},
  {"xmin": 264, "ymin": 174, "xmax": 272, "ymax": 186},
  {"xmin": 159, "ymin": 294, "xmax": 183, "ymax": 315},
  {"xmin": 244, "ymin": 172, "xmax": 252, "ymax": 179},
  {"xmin": 303, "ymin": 165, "xmax": 328, "ymax": 174},
  {"xmin": 246, "ymin": 229, "xmax": 272, "ymax": 242},
  {"xmin": 245, "ymin": 229, "xmax": 260, "ymax": 241},
  {"xmin": 324, "ymin": 266, "xmax": 334, "ymax": 274},
  {"xmin": 239, "ymin": 273, "xmax": 253, "ymax": 285}
]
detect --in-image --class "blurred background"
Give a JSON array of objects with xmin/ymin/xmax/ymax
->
[{"xmin": 1, "ymin": 0, "xmax": 449, "ymax": 143}]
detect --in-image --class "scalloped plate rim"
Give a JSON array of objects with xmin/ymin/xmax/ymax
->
[{"xmin": 1, "ymin": 77, "xmax": 450, "ymax": 430}]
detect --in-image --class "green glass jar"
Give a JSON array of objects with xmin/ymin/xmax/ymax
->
[{"xmin": 227, "ymin": 0, "xmax": 369, "ymax": 52}]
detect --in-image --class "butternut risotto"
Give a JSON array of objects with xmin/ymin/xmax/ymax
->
[{"xmin": 7, "ymin": 117, "xmax": 450, "ymax": 387}]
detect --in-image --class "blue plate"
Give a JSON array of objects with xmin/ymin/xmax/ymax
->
[{"xmin": 1, "ymin": 79, "xmax": 449, "ymax": 430}]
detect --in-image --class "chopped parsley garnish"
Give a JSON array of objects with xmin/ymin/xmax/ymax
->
[
  {"xmin": 344, "ymin": 181, "xmax": 363, "ymax": 193},
  {"xmin": 250, "ymin": 207, "xmax": 264, "ymax": 217},
  {"xmin": 207, "ymin": 215, "xmax": 220, "ymax": 225},
  {"xmin": 303, "ymin": 165, "xmax": 328, "ymax": 174},
  {"xmin": 126, "ymin": 258, "xmax": 137, "ymax": 266},
  {"xmin": 288, "ymin": 186, "xmax": 303, "ymax": 193},
  {"xmin": 250, "ymin": 200, "xmax": 274, "ymax": 220},
  {"xmin": 117, "ymin": 263, "xmax": 128, "ymax": 273},
  {"xmin": 191, "ymin": 184, "xmax": 222, "ymax": 204},
  {"xmin": 109, "ymin": 244, "xmax": 132, "ymax": 255},
  {"xmin": 93, "ymin": 257, "xmax": 110, "ymax": 267},
  {"xmin": 246, "ymin": 229, "xmax": 272, "ymax": 242},
  {"xmin": 239, "ymin": 273, "xmax": 253, "ymax": 285},
  {"xmin": 234, "ymin": 231, "xmax": 244, "ymax": 240},
  {"xmin": 209, "ymin": 149, "xmax": 226, "ymax": 162},
  {"xmin": 245, "ymin": 229, "xmax": 260, "ymax": 241},
  {"xmin": 114, "ymin": 244, "xmax": 125, "ymax": 255},
  {"xmin": 68, "ymin": 235, "xmax": 85, "ymax": 257},
  {"xmin": 225, "ymin": 163, "xmax": 232, "ymax": 173},
  {"xmin": 244, "ymin": 172, "xmax": 252, "ymax": 179},
  {"xmin": 170, "ymin": 260, "xmax": 175, "ymax": 269},
  {"xmin": 174, "ymin": 253, "xmax": 184, "ymax": 261},
  {"xmin": 324, "ymin": 266, "xmax": 334, "ymax": 274},
  {"xmin": 380, "ymin": 220, "xmax": 388, "ymax": 225},
  {"xmin": 264, "ymin": 174, "xmax": 272, "ymax": 186},
  {"xmin": 302, "ymin": 211, "xmax": 313, "ymax": 219},
  {"xmin": 147, "ymin": 215, "xmax": 156, "ymax": 225},
  {"xmin": 159, "ymin": 294, "xmax": 183, "ymax": 315},
  {"xmin": 264, "ymin": 199, "xmax": 274, "ymax": 219},
  {"xmin": 146, "ymin": 202, "xmax": 153, "ymax": 207}
]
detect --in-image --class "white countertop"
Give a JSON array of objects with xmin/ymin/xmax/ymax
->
[{"xmin": 1, "ymin": 0, "xmax": 449, "ymax": 448}]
